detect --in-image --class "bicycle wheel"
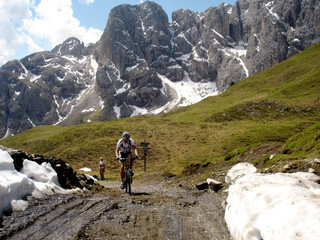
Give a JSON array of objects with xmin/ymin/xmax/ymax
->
[
  {"xmin": 125, "ymin": 170, "xmax": 131, "ymax": 195},
  {"xmin": 127, "ymin": 180, "xmax": 131, "ymax": 195},
  {"xmin": 124, "ymin": 171, "xmax": 128, "ymax": 193}
]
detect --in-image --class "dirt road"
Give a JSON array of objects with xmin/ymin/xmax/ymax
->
[{"xmin": 0, "ymin": 173, "xmax": 230, "ymax": 240}]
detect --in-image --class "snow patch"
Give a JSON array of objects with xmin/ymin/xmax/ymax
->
[
  {"xmin": 176, "ymin": 53, "xmax": 192, "ymax": 66},
  {"xmin": 130, "ymin": 105, "xmax": 148, "ymax": 117},
  {"xmin": 126, "ymin": 63, "xmax": 140, "ymax": 72},
  {"xmin": 113, "ymin": 72, "xmax": 219, "ymax": 117},
  {"xmin": 227, "ymin": 41, "xmax": 247, "ymax": 57},
  {"xmin": 18, "ymin": 60, "xmax": 41, "ymax": 82},
  {"xmin": 79, "ymin": 167, "xmax": 91, "ymax": 172},
  {"xmin": 167, "ymin": 64, "xmax": 181, "ymax": 69},
  {"xmin": 27, "ymin": 116, "xmax": 36, "ymax": 128},
  {"xmin": 238, "ymin": 58, "xmax": 249, "ymax": 77},
  {"xmin": 211, "ymin": 29, "xmax": 224, "ymax": 39},
  {"xmin": 265, "ymin": 1, "xmax": 280, "ymax": 20},
  {"xmin": 0, "ymin": 150, "xmax": 79, "ymax": 217},
  {"xmin": 177, "ymin": 32, "xmax": 193, "ymax": 46},
  {"xmin": 82, "ymin": 108, "xmax": 95, "ymax": 113},
  {"xmin": 254, "ymin": 34, "xmax": 261, "ymax": 52},
  {"xmin": 154, "ymin": 73, "xmax": 219, "ymax": 114},
  {"xmin": 113, "ymin": 105, "xmax": 121, "ymax": 119},
  {"xmin": 88, "ymin": 56, "xmax": 98, "ymax": 76},
  {"xmin": 53, "ymin": 55, "xmax": 101, "ymax": 125},
  {"xmin": 223, "ymin": 41, "xmax": 249, "ymax": 77},
  {"xmin": 225, "ymin": 163, "xmax": 320, "ymax": 240}
]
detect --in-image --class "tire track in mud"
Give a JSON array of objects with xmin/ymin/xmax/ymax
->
[
  {"xmin": 76, "ymin": 180, "xmax": 231, "ymax": 240},
  {"xmin": 1, "ymin": 178, "xmax": 231, "ymax": 240},
  {"xmin": 2, "ymin": 194, "xmax": 119, "ymax": 240}
]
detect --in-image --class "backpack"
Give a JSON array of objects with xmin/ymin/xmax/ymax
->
[{"xmin": 118, "ymin": 138, "xmax": 133, "ymax": 153}]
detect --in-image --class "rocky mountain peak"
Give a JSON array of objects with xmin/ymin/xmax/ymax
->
[
  {"xmin": 52, "ymin": 37, "xmax": 86, "ymax": 58},
  {"xmin": 0, "ymin": 0, "xmax": 319, "ymax": 138}
]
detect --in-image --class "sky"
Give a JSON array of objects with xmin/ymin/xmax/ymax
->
[
  {"xmin": 1, "ymin": 148, "xmax": 320, "ymax": 239},
  {"xmin": 0, "ymin": 0, "xmax": 236, "ymax": 66}
]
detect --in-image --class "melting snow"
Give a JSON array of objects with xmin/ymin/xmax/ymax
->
[
  {"xmin": 265, "ymin": 1, "xmax": 280, "ymax": 20},
  {"xmin": 88, "ymin": 56, "xmax": 98, "ymax": 76},
  {"xmin": 126, "ymin": 63, "xmax": 140, "ymax": 72},
  {"xmin": 176, "ymin": 53, "xmax": 192, "ymax": 65},
  {"xmin": 0, "ymin": 150, "xmax": 79, "ymax": 217},
  {"xmin": 82, "ymin": 108, "xmax": 95, "ymax": 113},
  {"xmin": 79, "ymin": 167, "xmax": 91, "ymax": 172},
  {"xmin": 113, "ymin": 105, "xmax": 121, "ymax": 118},
  {"xmin": 52, "ymin": 55, "xmax": 102, "ymax": 125},
  {"xmin": 211, "ymin": 29, "xmax": 225, "ymax": 39},
  {"xmin": 227, "ymin": 41, "xmax": 247, "ymax": 56},
  {"xmin": 29, "ymin": 75, "xmax": 41, "ymax": 83},
  {"xmin": 192, "ymin": 46, "xmax": 209, "ymax": 63},
  {"xmin": 167, "ymin": 64, "xmax": 181, "ymax": 69},
  {"xmin": 225, "ymin": 163, "xmax": 320, "ymax": 240},
  {"xmin": 18, "ymin": 61, "xmax": 41, "ymax": 82},
  {"xmin": 27, "ymin": 116, "xmax": 36, "ymax": 128},
  {"xmin": 254, "ymin": 34, "xmax": 261, "ymax": 52},
  {"xmin": 238, "ymin": 58, "xmax": 249, "ymax": 77},
  {"xmin": 130, "ymin": 105, "xmax": 148, "ymax": 117},
  {"xmin": 223, "ymin": 41, "xmax": 249, "ymax": 77},
  {"xmin": 177, "ymin": 32, "xmax": 192, "ymax": 46},
  {"xmin": 114, "ymin": 72, "xmax": 219, "ymax": 118},
  {"xmin": 153, "ymin": 73, "xmax": 219, "ymax": 114}
]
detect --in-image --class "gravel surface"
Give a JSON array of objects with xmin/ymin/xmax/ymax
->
[{"xmin": 0, "ymin": 174, "xmax": 231, "ymax": 240}]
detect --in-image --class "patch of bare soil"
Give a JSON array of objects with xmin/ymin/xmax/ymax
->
[
  {"xmin": 234, "ymin": 142, "xmax": 283, "ymax": 164},
  {"xmin": 0, "ymin": 173, "xmax": 230, "ymax": 240}
]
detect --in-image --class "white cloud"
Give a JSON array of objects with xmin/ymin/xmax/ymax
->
[
  {"xmin": 0, "ymin": 40, "xmax": 16, "ymax": 66},
  {"xmin": 0, "ymin": 0, "xmax": 102, "ymax": 66},
  {"xmin": 23, "ymin": 0, "xmax": 102, "ymax": 47},
  {"xmin": 79, "ymin": 0, "xmax": 95, "ymax": 5},
  {"xmin": 0, "ymin": 0, "xmax": 34, "ymax": 65}
]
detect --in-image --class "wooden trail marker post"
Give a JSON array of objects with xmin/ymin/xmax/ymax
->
[{"xmin": 139, "ymin": 140, "xmax": 151, "ymax": 172}]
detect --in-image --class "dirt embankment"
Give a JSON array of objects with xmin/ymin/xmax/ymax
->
[{"xmin": 0, "ymin": 173, "xmax": 231, "ymax": 240}]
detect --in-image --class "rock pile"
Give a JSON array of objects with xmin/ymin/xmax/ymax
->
[{"xmin": 9, "ymin": 150, "xmax": 96, "ymax": 190}]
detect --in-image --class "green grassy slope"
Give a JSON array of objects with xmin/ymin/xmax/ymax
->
[{"xmin": 1, "ymin": 43, "xmax": 319, "ymax": 179}]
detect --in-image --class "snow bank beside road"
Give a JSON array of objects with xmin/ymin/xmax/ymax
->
[
  {"xmin": 225, "ymin": 162, "xmax": 320, "ymax": 240},
  {"xmin": 0, "ymin": 150, "xmax": 76, "ymax": 217},
  {"xmin": 0, "ymin": 150, "xmax": 34, "ymax": 216}
]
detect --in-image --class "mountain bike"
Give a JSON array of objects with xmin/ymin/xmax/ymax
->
[{"xmin": 119, "ymin": 156, "xmax": 137, "ymax": 195}]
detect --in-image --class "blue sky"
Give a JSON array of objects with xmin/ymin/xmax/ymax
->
[
  {"xmin": 72, "ymin": 0, "xmax": 237, "ymax": 30},
  {"xmin": 0, "ymin": 0, "xmax": 236, "ymax": 66}
]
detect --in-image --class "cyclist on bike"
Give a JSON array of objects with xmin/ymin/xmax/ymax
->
[{"xmin": 115, "ymin": 131, "xmax": 138, "ymax": 189}]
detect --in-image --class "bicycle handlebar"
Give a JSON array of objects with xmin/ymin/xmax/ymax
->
[{"xmin": 117, "ymin": 156, "xmax": 138, "ymax": 161}]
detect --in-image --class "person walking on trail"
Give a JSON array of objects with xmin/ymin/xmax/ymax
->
[
  {"xmin": 115, "ymin": 131, "xmax": 138, "ymax": 189},
  {"xmin": 99, "ymin": 157, "xmax": 105, "ymax": 180}
]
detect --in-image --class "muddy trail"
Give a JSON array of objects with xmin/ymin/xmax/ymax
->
[{"xmin": 0, "ymin": 173, "xmax": 230, "ymax": 240}]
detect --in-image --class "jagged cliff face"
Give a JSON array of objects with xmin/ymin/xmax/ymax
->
[
  {"xmin": 0, "ymin": 38, "xmax": 99, "ymax": 138},
  {"xmin": 0, "ymin": 0, "xmax": 319, "ymax": 138}
]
